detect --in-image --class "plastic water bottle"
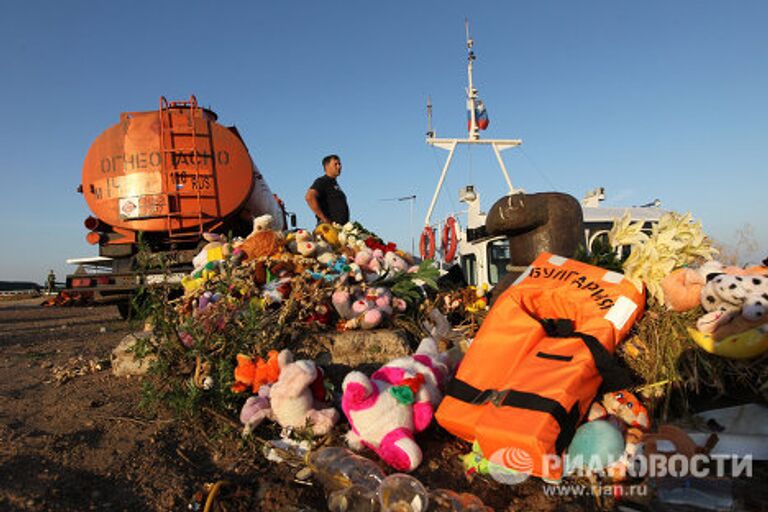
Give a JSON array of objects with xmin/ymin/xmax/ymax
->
[
  {"xmin": 306, "ymin": 446, "xmax": 386, "ymax": 493},
  {"xmin": 327, "ymin": 484, "xmax": 379, "ymax": 512},
  {"xmin": 378, "ymin": 474, "xmax": 429, "ymax": 512}
]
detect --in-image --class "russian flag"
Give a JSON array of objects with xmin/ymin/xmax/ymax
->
[{"xmin": 468, "ymin": 100, "xmax": 490, "ymax": 131}]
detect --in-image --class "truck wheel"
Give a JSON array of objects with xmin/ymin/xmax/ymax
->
[
  {"xmin": 117, "ymin": 301, "xmax": 132, "ymax": 320},
  {"xmin": 117, "ymin": 294, "xmax": 148, "ymax": 320}
]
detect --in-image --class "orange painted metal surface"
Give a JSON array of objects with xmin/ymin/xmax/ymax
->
[{"xmin": 81, "ymin": 97, "xmax": 255, "ymax": 242}]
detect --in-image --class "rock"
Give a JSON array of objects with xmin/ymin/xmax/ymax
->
[
  {"xmin": 111, "ymin": 332, "xmax": 157, "ymax": 377},
  {"xmin": 315, "ymin": 329, "xmax": 412, "ymax": 367}
]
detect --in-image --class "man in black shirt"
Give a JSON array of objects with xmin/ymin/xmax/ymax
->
[{"xmin": 305, "ymin": 154, "xmax": 350, "ymax": 225}]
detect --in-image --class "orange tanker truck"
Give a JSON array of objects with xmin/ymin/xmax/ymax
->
[{"xmin": 65, "ymin": 96, "xmax": 288, "ymax": 315}]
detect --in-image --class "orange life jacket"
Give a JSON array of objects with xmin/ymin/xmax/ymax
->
[{"xmin": 436, "ymin": 253, "xmax": 645, "ymax": 479}]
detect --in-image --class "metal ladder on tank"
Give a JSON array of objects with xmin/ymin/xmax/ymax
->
[{"xmin": 158, "ymin": 95, "xmax": 216, "ymax": 242}]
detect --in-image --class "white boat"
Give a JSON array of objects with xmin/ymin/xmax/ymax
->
[{"xmin": 422, "ymin": 23, "xmax": 664, "ymax": 289}]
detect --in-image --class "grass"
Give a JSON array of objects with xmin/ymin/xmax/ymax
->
[{"xmin": 622, "ymin": 302, "xmax": 768, "ymax": 422}]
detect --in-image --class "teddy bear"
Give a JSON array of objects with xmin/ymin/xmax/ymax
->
[
  {"xmin": 587, "ymin": 389, "xmax": 650, "ymax": 430},
  {"xmin": 354, "ymin": 247, "xmax": 384, "ymax": 276},
  {"xmin": 261, "ymin": 276, "xmax": 293, "ymax": 307},
  {"xmin": 383, "ymin": 251, "xmax": 417, "ymax": 274},
  {"xmin": 182, "ymin": 232, "xmax": 239, "ymax": 294},
  {"xmin": 332, "ymin": 286, "xmax": 407, "ymax": 330},
  {"xmin": 253, "ymin": 213, "xmax": 276, "ymax": 232},
  {"xmin": 340, "ymin": 337, "xmax": 453, "ymax": 471},
  {"xmin": 238, "ymin": 349, "xmax": 338, "ymax": 436},
  {"xmin": 181, "ymin": 267, "xmax": 217, "ymax": 294},
  {"xmin": 332, "ymin": 286, "xmax": 381, "ymax": 329},
  {"xmin": 307, "ymin": 256, "xmax": 351, "ymax": 283},
  {"xmin": 657, "ymin": 262, "xmax": 768, "ymax": 356},
  {"xmin": 695, "ymin": 264, "xmax": 768, "ymax": 335},
  {"xmin": 696, "ymin": 309, "xmax": 767, "ymax": 340},
  {"xmin": 239, "ymin": 215, "xmax": 284, "ymax": 261},
  {"xmin": 660, "ymin": 260, "xmax": 767, "ymax": 314},
  {"xmin": 286, "ymin": 229, "xmax": 317, "ymax": 257},
  {"xmin": 239, "ymin": 384, "xmax": 273, "ymax": 435}
]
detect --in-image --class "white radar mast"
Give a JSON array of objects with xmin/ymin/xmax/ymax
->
[{"xmin": 424, "ymin": 20, "xmax": 522, "ymax": 227}]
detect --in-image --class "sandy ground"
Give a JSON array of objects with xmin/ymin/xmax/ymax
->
[
  {"xmin": 0, "ymin": 298, "xmax": 589, "ymax": 511},
  {"xmin": 13, "ymin": 298, "xmax": 765, "ymax": 511},
  {"xmin": 0, "ymin": 298, "xmax": 198, "ymax": 510}
]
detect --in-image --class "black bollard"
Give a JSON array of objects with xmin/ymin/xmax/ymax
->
[{"xmin": 486, "ymin": 192, "xmax": 584, "ymax": 302}]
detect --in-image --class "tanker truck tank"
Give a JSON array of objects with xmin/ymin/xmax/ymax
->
[{"xmin": 66, "ymin": 96, "xmax": 286, "ymax": 314}]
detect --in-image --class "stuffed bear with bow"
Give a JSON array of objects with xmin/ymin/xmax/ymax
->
[{"xmin": 340, "ymin": 337, "xmax": 453, "ymax": 471}]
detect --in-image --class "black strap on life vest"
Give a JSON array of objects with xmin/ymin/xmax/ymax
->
[
  {"xmin": 445, "ymin": 378, "xmax": 581, "ymax": 454},
  {"xmin": 538, "ymin": 318, "xmax": 632, "ymax": 393},
  {"xmin": 444, "ymin": 317, "xmax": 631, "ymax": 454}
]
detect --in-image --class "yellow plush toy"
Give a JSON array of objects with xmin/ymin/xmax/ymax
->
[
  {"xmin": 315, "ymin": 223, "xmax": 340, "ymax": 248},
  {"xmin": 687, "ymin": 324, "xmax": 768, "ymax": 359}
]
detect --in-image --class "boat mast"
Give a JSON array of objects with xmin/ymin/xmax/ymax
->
[
  {"xmin": 466, "ymin": 19, "xmax": 479, "ymax": 141},
  {"xmin": 424, "ymin": 21, "xmax": 523, "ymax": 228}
]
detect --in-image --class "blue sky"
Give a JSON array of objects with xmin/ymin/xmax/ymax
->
[{"xmin": 1, "ymin": 1, "xmax": 766, "ymax": 283}]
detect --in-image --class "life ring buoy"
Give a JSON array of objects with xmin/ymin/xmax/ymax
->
[
  {"xmin": 441, "ymin": 216, "xmax": 458, "ymax": 263},
  {"xmin": 419, "ymin": 226, "xmax": 436, "ymax": 260}
]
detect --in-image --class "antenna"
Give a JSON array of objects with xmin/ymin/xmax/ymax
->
[
  {"xmin": 465, "ymin": 18, "xmax": 473, "ymax": 51},
  {"xmin": 426, "ymin": 96, "xmax": 434, "ymax": 138},
  {"xmin": 465, "ymin": 19, "xmax": 479, "ymax": 140}
]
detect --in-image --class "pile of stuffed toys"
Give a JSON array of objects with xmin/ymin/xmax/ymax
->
[
  {"xmin": 180, "ymin": 215, "xmax": 427, "ymax": 331},
  {"xmin": 661, "ymin": 260, "xmax": 768, "ymax": 359},
  {"xmin": 175, "ymin": 215, "xmax": 462, "ymax": 471},
  {"xmin": 234, "ymin": 337, "xmax": 458, "ymax": 473},
  {"xmin": 172, "ymin": 211, "xmax": 766, "ymax": 487}
]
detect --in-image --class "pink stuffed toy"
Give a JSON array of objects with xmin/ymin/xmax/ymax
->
[
  {"xmin": 240, "ymin": 385, "xmax": 273, "ymax": 435},
  {"xmin": 659, "ymin": 260, "xmax": 726, "ymax": 312},
  {"xmin": 332, "ymin": 286, "xmax": 407, "ymax": 330},
  {"xmin": 341, "ymin": 337, "xmax": 453, "ymax": 471},
  {"xmin": 354, "ymin": 247, "xmax": 385, "ymax": 280},
  {"xmin": 239, "ymin": 350, "xmax": 339, "ymax": 436}
]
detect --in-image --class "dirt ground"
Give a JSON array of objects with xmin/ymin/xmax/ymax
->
[
  {"xmin": 2, "ymin": 297, "xmax": 764, "ymax": 511},
  {"xmin": 0, "ymin": 297, "xmax": 593, "ymax": 511}
]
